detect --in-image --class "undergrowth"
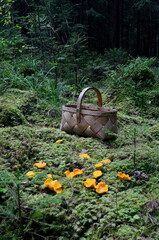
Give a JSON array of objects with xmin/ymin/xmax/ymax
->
[{"xmin": 0, "ymin": 88, "xmax": 159, "ymax": 240}]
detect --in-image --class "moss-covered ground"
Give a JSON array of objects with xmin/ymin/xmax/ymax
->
[{"xmin": 0, "ymin": 89, "xmax": 159, "ymax": 240}]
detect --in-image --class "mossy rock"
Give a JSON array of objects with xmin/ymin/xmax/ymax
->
[
  {"xmin": 0, "ymin": 106, "xmax": 26, "ymax": 126},
  {"xmin": 0, "ymin": 88, "xmax": 37, "ymax": 127}
]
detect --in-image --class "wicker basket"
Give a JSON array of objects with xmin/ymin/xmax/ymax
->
[{"xmin": 60, "ymin": 87, "xmax": 117, "ymax": 140}]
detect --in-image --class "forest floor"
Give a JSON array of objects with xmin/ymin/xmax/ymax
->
[{"xmin": 0, "ymin": 88, "xmax": 159, "ymax": 240}]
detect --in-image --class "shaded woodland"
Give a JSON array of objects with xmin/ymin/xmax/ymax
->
[
  {"xmin": 1, "ymin": 0, "xmax": 159, "ymax": 56},
  {"xmin": 0, "ymin": 1, "xmax": 159, "ymax": 240}
]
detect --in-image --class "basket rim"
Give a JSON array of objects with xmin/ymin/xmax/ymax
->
[{"xmin": 62, "ymin": 104, "xmax": 117, "ymax": 115}]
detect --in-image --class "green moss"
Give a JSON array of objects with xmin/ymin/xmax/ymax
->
[
  {"xmin": 0, "ymin": 106, "xmax": 26, "ymax": 126},
  {"xmin": 0, "ymin": 88, "xmax": 37, "ymax": 126},
  {"xmin": 0, "ymin": 88, "xmax": 159, "ymax": 240}
]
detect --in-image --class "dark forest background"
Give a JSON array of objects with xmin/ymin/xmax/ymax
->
[
  {"xmin": 1, "ymin": 0, "xmax": 159, "ymax": 56},
  {"xmin": 1, "ymin": 0, "xmax": 159, "ymax": 104}
]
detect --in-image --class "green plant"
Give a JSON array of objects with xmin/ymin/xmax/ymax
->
[
  {"xmin": 0, "ymin": 169, "xmax": 66, "ymax": 240},
  {"xmin": 123, "ymin": 57, "xmax": 156, "ymax": 89},
  {"xmin": 106, "ymin": 57, "xmax": 157, "ymax": 114},
  {"xmin": 0, "ymin": 170, "xmax": 26, "ymax": 239},
  {"xmin": 104, "ymin": 48, "xmax": 130, "ymax": 67}
]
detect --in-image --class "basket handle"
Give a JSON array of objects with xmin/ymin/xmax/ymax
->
[{"xmin": 76, "ymin": 87, "xmax": 102, "ymax": 123}]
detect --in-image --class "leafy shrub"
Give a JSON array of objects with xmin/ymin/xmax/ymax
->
[
  {"xmin": 18, "ymin": 62, "xmax": 36, "ymax": 77},
  {"xmin": 106, "ymin": 57, "xmax": 157, "ymax": 112},
  {"xmin": 122, "ymin": 57, "xmax": 156, "ymax": 89},
  {"xmin": 104, "ymin": 48, "xmax": 130, "ymax": 67},
  {"xmin": 85, "ymin": 55, "xmax": 111, "ymax": 82},
  {"xmin": 0, "ymin": 61, "xmax": 16, "ymax": 94},
  {"xmin": 0, "ymin": 37, "xmax": 14, "ymax": 60},
  {"xmin": 0, "ymin": 61, "xmax": 15, "ymax": 78}
]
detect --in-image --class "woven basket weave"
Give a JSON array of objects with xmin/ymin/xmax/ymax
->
[{"xmin": 60, "ymin": 87, "xmax": 117, "ymax": 140}]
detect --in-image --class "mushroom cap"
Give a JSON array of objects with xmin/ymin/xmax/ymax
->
[
  {"xmin": 79, "ymin": 153, "xmax": 90, "ymax": 159},
  {"xmin": 43, "ymin": 179, "xmax": 62, "ymax": 193},
  {"xmin": 82, "ymin": 179, "xmax": 96, "ymax": 188},
  {"xmin": 34, "ymin": 161, "xmax": 47, "ymax": 169},
  {"xmin": 94, "ymin": 163, "xmax": 103, "ymax": 168},
  {"xmin": 93, "ymin": 170, "xmax": 103, "ymax": 178},
  {"xmin": 95, "ymin": 182, "xmax": 108, "ymax": 194},
  {"xmin": 118, "ymin": 172, "xmax": 131, "ymax": 181},
  {"xmin": 26, "ymin": 171, "xmax": 36, "ymax": 178},
  {"xmin": 101, "ymin": 159, "xmax": 111, "ymax": 163},
  {"xmin": 64, "ymin": 170, "xmax": 75, "ymax": 177},
  {"xmin": 73, "ymin": 169, "xmax": 83, "ymax": 176},
  {"xmin": 47, "ymin": 174, "xmax": 53, "ymax": 178},
  {"xmin": 55, "ymin": 139, "xmax": 64, "ymax": 143}
]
